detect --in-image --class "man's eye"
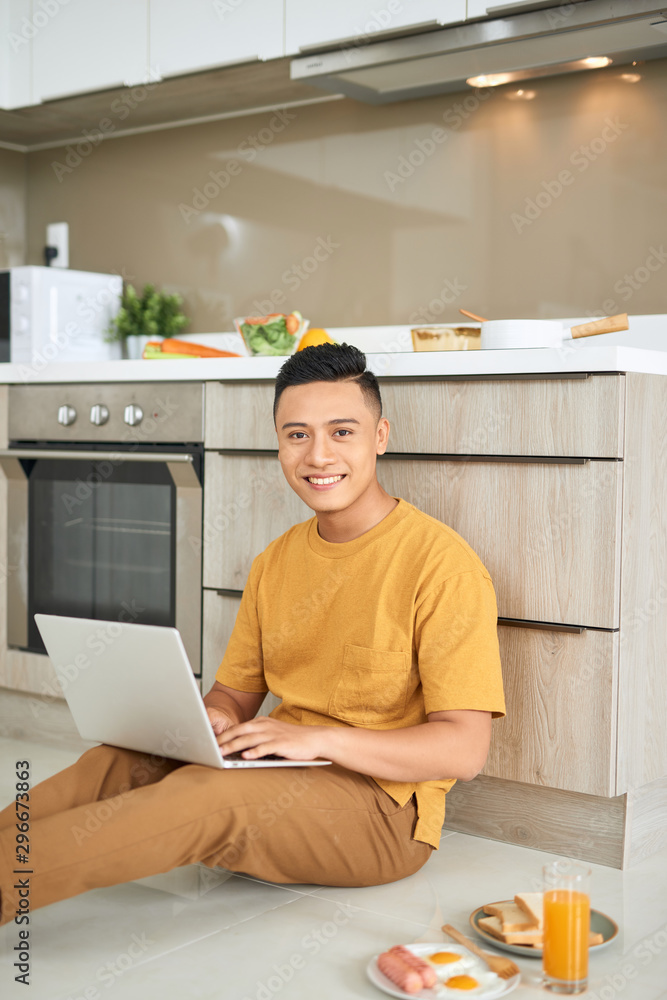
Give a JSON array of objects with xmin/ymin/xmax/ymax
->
[
  {"xmin": 290, "ymin": 432, "xmax": 306, "ymax": 439},
  {"xmin": 335, "ymin": 429, "xmax": 351, "ymax": 437}
]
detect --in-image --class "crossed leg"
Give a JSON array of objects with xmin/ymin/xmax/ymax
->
[{"xmin": 0, "ymin": 744, "xmax": 432, "ymax": 925}]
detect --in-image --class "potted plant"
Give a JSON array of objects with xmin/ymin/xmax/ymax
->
[{"xmin": 107, "ymin": 283, "xmax": 189, "ymax": 359}]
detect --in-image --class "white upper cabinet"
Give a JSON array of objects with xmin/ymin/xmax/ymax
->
[
  {"xmin": 0, "ymin": 0, "xmax": 33, "ymax": 109},
  {"xmin": 285, "ymin": 0, "xmax": 467, "ymax": 56},
  {"xmin": 32, "ymin": 0, "xmax": 150, "ymax": 103},
  {"xmin": 150, "ymin": 0, "xmax": 284, "ymax": 79}
]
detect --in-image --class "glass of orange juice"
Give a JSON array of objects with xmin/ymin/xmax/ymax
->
[{"xmin": 542, "ymin": 861, "xmax": 591, "ymax": 994}]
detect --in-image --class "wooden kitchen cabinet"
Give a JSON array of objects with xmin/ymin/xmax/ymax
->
[
  {"xmin": 203, "ymin": 451, "xmax": 623, "ymax": 628},
  {"xmin": 150, "ymin": 0, "xmax": 283, "ymax": 79},
  {"xmin": 202, "ymin": 588, "xmax": 280, "ymax": 716},
  {"xmin": 204, "ymin": 375, "xmax": 625, "ymax": 456},
  {"xmin": 486, "ymin": 624, "xmax": 618, "ymax": 797},
  {"xmin": 285, "ymin": 0, "xmax": 467, "ymax": 56},
  {"xmin": 201, "ymin": 371, "xmax": 667, "ymax": 868},
  {"xmin": 202, "ymin": 452, "xmax": 309, "ymax": 591}
]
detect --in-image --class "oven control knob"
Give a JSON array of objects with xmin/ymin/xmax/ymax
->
[
  {"xmin": 57, "ymin": 404, "xmax": 77, "ymax": 427},
  {"xmin": 90, "ymin": 404, "xmax": 109, "ymax": 426},
  {"xmin": 123, "ymin": 404, "xmax": 143, "ymax": 427}
]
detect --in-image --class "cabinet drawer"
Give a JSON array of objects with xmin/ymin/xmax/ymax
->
[
  {"xmin": 378, "ymin": 457, "xmax": 622, "ymax": 628},
  {"xmin": 381, "ymin": 376, "xmax": 624, "ymax": 457},
  {"xmin": 202, "ymin": 588, "xmax": 280, "ymax": 717},
  {"xmin": 202, "ymin": 589, "xmax": 241, "ymax": 692},
  {"xmin": 205, "ymin": 382, "xmax": 276, "ymax": 450},
  {"xmin": 485, "ymin": 624, "xmax": 618, "ymax": 797},
  {"xmin": 203, "ymin": 454, "xmax": 308, "ymax": 590},
  {"xmin": 205, "ymin": 376, "xmax": 625, "ymax": 456},
  {"xmin": 204, "ymin": 454, "xmax": 622, "ymax": 627}
]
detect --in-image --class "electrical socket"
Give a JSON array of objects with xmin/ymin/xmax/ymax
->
[{"xmin": 46, "ymin": 222, "xmax": 69, "ymax": 268}]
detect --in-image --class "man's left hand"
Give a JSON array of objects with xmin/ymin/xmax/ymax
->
[{"xmin": 217, "ymin": 716, "xmax": 329, "ymax": 761}]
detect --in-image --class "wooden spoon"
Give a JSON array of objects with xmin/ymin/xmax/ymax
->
[
  {"xmin": 459, "ymin": 308, "xmax": 488, "ymax": 323},
  {"xmin": 441, "ymin": 924, "xmax": 520, "ymax": 981}
]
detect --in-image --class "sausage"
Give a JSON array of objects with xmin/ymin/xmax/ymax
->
[
  {"xmin": 389, "ymin": 945, "xmax": 438, "ymax": 988},
  {"xmin": 377, "ymin": 951, "xmax": 424, "ymax": 994}
]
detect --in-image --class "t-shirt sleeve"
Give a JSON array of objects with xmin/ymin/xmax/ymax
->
[
  {"xmin": 214, "ymin": 554, "xmax": 269, "ymax": 694},
  {"xmin": 414, "ymin": 570, "xmax": 506, "ymax": 718}
]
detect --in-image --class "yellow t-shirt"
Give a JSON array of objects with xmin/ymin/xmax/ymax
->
[{"xmin": 215, "ymin": 498, "xmax": 505, "ymax": 848}]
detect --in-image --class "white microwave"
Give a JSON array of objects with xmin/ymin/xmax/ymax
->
[{"xmin": 0, "ymin": 266, "xmax": 123, "ymax": 366}]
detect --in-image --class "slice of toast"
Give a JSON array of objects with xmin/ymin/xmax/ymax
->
[
  {"xmin": 483, "ymin": 901, "xmax": 540, "ymax": 931},
  {"xmin": 514, "ymin": 892, "xmax": 543, "ymax": 930},
  {"xmin": 478, "ymin": 915, "xmax": 543, "ymax": 945}
]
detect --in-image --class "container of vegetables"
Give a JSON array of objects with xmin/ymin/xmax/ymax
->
[{"xmin": 235, "ymin": 312, "xmax": 308, "ymax": 356}]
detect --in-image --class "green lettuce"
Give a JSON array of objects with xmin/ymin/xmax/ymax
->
[{"xmin": 242, "ymin": 317, "xmax": 297, "ymax": 356}]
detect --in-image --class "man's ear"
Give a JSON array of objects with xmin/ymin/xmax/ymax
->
[{"xmin": 376, "ymin": 417, "xmax": 390, "ymax": 455}]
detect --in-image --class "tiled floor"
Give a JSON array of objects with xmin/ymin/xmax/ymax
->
[{"xmin": 1, "ymin": 736, "xmax": 666, "ymax": 1000}]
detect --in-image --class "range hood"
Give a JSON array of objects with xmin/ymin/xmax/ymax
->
[{"xmin": 290, "ymin": 0, "xmax": 667, "ymax": 103}]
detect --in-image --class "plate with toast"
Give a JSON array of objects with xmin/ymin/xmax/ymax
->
[{"xmin": 470, "ymin": 893, "xmax": 618, "ymax": 958}]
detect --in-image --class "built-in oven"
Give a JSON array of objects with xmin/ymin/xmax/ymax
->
[{"xmin": 0, "ymin": 382, "xmax": 204, "ymax": 674}]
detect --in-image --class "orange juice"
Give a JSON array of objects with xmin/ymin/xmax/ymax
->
[{"xmin": 543, "ymin": 889, "xmax": 590, "ymax": 983}]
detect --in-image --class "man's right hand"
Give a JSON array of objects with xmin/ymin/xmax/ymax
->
[
  {"xmin": 206, "ymin": 706, "xmax": 236, "ymax": 744},
  {"xmin": 203, "ymin": 681, "xmax": 267, "ymax": 747}
]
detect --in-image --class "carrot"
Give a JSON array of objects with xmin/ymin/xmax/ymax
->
[{"xmin": 160, "ymin": 339, "xmax": 241, "ymax": 358}]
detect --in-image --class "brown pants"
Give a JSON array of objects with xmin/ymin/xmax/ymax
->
[{"xmin": 0, "ymin": 745, "xmax": 432, "ymax": 924}]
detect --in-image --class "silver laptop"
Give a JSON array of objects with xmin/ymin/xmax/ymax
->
[{"xmin": 34, "ymin": 614, "xmax": 331, "ymax": 770}]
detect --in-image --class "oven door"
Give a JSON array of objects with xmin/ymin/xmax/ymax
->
[{"xmin": 0, "ymin": 445, "xmax": 202, "ymax": 673}]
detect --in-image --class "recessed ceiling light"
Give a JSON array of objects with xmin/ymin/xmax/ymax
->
[
  {"xmin": 620, "ymin": 72, "xmax": 642, "ymax": 83},
  {"xmin": 506, "ymin": 88, "xmax": 537, "ymax": 101}
]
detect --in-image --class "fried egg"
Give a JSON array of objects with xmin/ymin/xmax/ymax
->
[{"xmin": 446, "ymin": 975, "xmax": 480, "ymax": 990}]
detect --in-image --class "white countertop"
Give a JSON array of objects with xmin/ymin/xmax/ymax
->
[
  {"xmin": 2, "ymin": 315, "xmax": 666, "ymax": 382},
  {"xmin": 1, "ymin": 344, "xmax": 666, "ymax": 383}
]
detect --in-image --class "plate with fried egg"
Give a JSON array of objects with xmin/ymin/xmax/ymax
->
[{"xmin": 367, "ymin": 942, "xmax": 520, "ymax": 999}]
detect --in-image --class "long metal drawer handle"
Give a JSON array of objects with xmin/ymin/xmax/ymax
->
[
  {"xmin": 0, "ymin": 449, "xmax": 194, "ymax": 463},
  {"xmin": 497, "ymin": 617, "xmax": 586, "ymax": 634},
  {"xmin": 378, "ymin": 454, "xmax": 592, "ymax": 464}
]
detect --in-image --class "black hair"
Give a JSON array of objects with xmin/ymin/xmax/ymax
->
[{"xmin": 273, "ymin": 342, "xmax": 382, "ymax": 425}]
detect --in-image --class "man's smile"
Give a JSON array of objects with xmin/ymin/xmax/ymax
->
[{"xmin": 303, "ymin": 474, "xmax": 347, "ymax": 489}]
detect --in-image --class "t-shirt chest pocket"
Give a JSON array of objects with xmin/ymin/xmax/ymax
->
[{"xmin": 328, "ymin": 643, "xmax": 410, "ymax": 726}]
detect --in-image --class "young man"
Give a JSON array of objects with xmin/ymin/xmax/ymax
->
[{"xmin": 0, "ymin": 343, "xmax": 504, "ymax": 923}]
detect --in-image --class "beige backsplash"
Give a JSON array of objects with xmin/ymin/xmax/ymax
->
[
  {"xmin": 0, "ymin": 147, "xmax": 27, "ymax": 269},
  {"xmin": 15, "ymin": 57, "xmax": 667, "ymax": 333}
]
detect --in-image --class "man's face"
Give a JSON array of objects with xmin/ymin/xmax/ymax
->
[{"xmin": 275, "ymin": 379, "xmax": 389, "ymax": 514}]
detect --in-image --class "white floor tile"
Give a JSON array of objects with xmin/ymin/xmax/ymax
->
[{"xmin": 2, "ymin": 738, "xmax": 667, "ymax": 1000}]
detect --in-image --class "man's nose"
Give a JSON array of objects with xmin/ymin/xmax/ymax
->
[{"xmin": 306, "ymin": 433, "xmax": 336, "ymax": 467}]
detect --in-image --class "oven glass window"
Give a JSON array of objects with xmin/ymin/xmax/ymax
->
[{"xmin": 27, "ymin": 458, "xmax": 175, "ymax": 654}]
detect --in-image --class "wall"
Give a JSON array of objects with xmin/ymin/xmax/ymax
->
[
  {"xmin": 0, "ymin": 146, "xmax": 27, "ymax": 267},
  {"xmin": 24, "ymin": 58, "xmax": 667, "ymax": 333}
]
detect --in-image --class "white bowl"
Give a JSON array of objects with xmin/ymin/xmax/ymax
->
[{"xmin": 481, "ymin": 320, "xmax": 564, "ymax": 350}]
